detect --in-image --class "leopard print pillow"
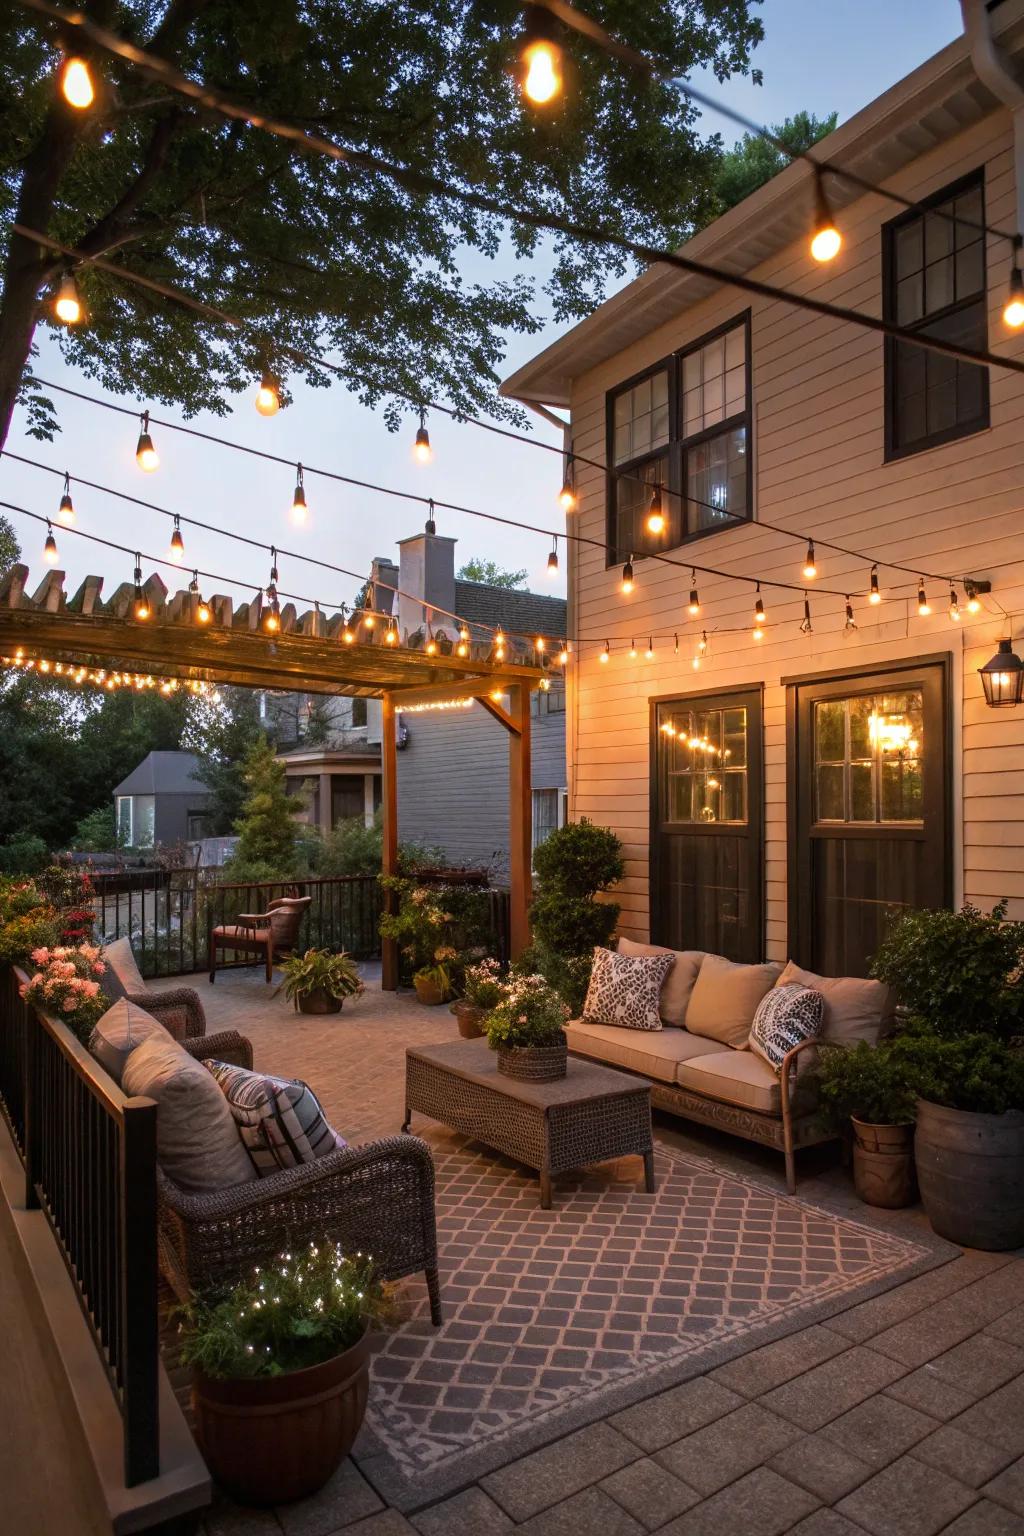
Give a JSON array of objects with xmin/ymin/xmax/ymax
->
[
  {"xmin": 749, "ymin": 983, "xmax": 824, "ymax": 1072},
  {"xmin": 582, "ymin": 946, "xmax": 675, "ymax": 1032}
]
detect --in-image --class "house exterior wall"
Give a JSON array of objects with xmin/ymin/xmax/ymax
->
[{"xmin": 564, "ymin": 106, "xmax": 1024, "ymax": 958}]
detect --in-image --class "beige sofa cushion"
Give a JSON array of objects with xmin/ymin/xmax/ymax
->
[
  {"xmin": 89, "ymin": 998, "xmax": 170, "ymax": 1086},
  {"xmin": 775, "ymin": 961, "xmax": 894, "ymax": 1046},
  {"xmin": 565, "ymin": 1018, "xmax": 723, "ymax": 1083},
  {"xmin": 103, "ymin": 936, "xmax": 146, "ymax": 994},
  {"xmin": 676, "ymin": 1049, "xmax": 782, "ymax": 1115},
  {"xmin": 617, "ymin": 937, "xmax": 705, "ymax": 1026},
  {"xmin": 122, "ymin": 1034, "xmax": 258, "ymax": 1193},
  {"xmin": 684, "ymin": 954, "xmax": 783, "ymax": 1049}
]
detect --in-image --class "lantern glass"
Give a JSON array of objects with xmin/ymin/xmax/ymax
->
[{"xmin": 979, "ymin": 639, "xmax": 1024, "ymax": 707}]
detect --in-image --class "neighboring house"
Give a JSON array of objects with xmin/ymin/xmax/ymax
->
[
  {"xmin": 503, "ymin": 8, "xmax": 1024, "ymax": 976},
  {"xmin": 112, "ymin": 751, "xmax": 212, "ymax": 849}
]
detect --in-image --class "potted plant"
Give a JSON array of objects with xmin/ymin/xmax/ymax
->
[
  {"xmin": 528, "ymin": 818, "xmax": 624, "ymax": 1014},
  {"xmin": 872, "ymin": 901, "xmax": 1024, "ymax": 1249},
  {"xmin": 453, "ymin": 956, "xmax": 506, "ymax": 1038},
  {"xmin": 485, "ymin": 972, "xmax": 570, "ymax": 1081},
  {"xmin": 816, "ymin": 1041, "xmax": 919, "ymax": 1208},
  {"xmin": 179, "ymin": 1245, "xmax": 384, "ymax": 1505},
  {"xmin": 413, "ymin": 958, "xmax": 454, "ymax": 1006},
  {"xmin": 19, "ymin": 943, "xmax": 109, "ymax": 1043},
  {"xmin": 276, "ymin": 948, "xmax": 364, "ymax": 1014}
]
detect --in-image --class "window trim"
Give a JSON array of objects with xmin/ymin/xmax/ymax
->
[
  {"xmin": 882, "ymin": 167, "xmax": 990, "ymax": 463},
  {"xmin": 605, "ymin": 310, "xmax": 753, "ymax": 566},
  {"xmin": 116, "ymin": 795, "xmax": 133, "ymax": 847}
]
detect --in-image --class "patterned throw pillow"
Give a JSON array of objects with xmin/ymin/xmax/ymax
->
[
  {"xmin": 204, "ymin": 1060, "xmax": 346, "ymax": 1176},
  {"xmin": 749, "ymin": 984, "xmax": 825, "ymax": 1072},
  {"xmin": 582, "ymin": 946, "xmax": 675, "ymax": 1032}
]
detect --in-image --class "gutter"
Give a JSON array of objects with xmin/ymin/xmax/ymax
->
[{"xmin": 962, "ymin": 0, "xmax": 1024, "ymax": 235}]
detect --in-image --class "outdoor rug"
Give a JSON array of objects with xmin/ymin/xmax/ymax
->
[{"xmin": 353, "ymin": 1128, "xmax": 953, "ymax": 1510}]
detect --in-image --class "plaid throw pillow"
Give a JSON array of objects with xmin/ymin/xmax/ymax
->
[
  {"xmin": 749, "ymin": 983, "xmax": 824, "ymax": 1072},
  {"xmin": 204, "ymin": 1060, "xmax": 346, "ymax": 1176},
  {"xmin": 582, "ymin": 946, "xmax": 674, "ymax": 1032}
]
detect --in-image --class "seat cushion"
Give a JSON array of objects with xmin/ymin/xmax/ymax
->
[
  {"xmin": 676, "ymin": 1049, "xmax": 783, "ymax": 1115},
  {"xmin": 205, "ymin": 1060, "xmax": 346, "ymax": 1175},
  {"xmin": 89, "ymin": 998, "xmax": 170, "ymax": 1086},
  {"xmin": 749, "ymin": 984, "xmax": 825, "ymax": 1072},
  {"xmin": 684, "ymin": 954, "xmax": 783, "ymax": 1049},
  {"xmin": 102, "ymin": 936, "xmax": 146, "ymax": 996},
  {"xmin": 122, "ymin": 1034, "xmax": 258, "ymax": 1192},
  {"xmin": 775, "ymin": 961, "xmax": 894, "ymax": 1046},
  {"xmin": 565, "ymin": 1018, "xmax": 724, "ymax": 1083},
  {"xmin": 213, "ymin": 924, "xmax": 270, "ymax": 941},
  {"xmin": 582, "ymin": 947, "xmax": 674, "ymax": 1031},
  {"xmin": 617, "ymin": 937, "xmax": 706, "ymax": 1027}
]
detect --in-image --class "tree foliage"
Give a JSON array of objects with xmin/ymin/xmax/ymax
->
[
  {"xmin": 457, "ymin": 558, "xmax": 528, "ymax": 590},
  {"xmin": 224, "ymin": 736, "xmax": 306, "ymax": 879},
  {"xmin": 698, "ymin": 110, "xmax": 837, "ymax": 230},
  {"xmin": 185, "ymin": 686, "xmax": 267, "ymax": 835},
  {"xmin": 0, "ymin": 1, "xmax": 763, "ymax": 448}
]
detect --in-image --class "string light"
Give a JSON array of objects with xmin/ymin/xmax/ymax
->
[
  {"xmin": 644, "ymin": 638, "xmax": 655, "ymax": 660},
  {"xmin": 646, "ymin": 487, "xmax": 666, "ymax": 536},
  {"xmin": 169, "ymin": 515, "xmax": 185, "ymax": 562},
  {"xmin": 547, "ymin": 537, "xmax": 559, "ymax": 577},
  {"xmin": 520, "ymin": 4, "xmax": 563, "ymax": 105},
  {"xmin": 600, "ymin": 639, "xmax": 610, "ymax": 663},
  {"xmin": 425, "ymin": 498, "xmax": 436, "ymax": 535},
  {"xmin": 844, "ymin": 596, "xmax": 857, "ymax": 632},
  {"xmin": 948, "ymin": 586, "xmax": 961, "ymax": 622},
  {"xmin": 189, "ymin": 570, "xmax": 212, "ymax": 624},
  {"xmin": 917, "ymin": 580, "xmax": 931, "ymax": 618},
  {"xmin": 800, "ymin": 598, "xmax": 813, "ymax": 634},
  {"xmin": 629, "ymin": 639, "xmax": 637, "ymax": 659},
  {"xmin": 674, "ymin": 633, "xmax": 679, "ymax": 655},
  {"xmin": 57, "ymin": 472, "xmax": 75, "ymax": 526},
  {"xmin": 966, "ymin": 581, "xmax": 982, "ymax": 615},
  {"xmin": 263, "ymin": 549, "xmax": 281, "ymax": 632},
  {"xmin": 363, "ymin": 584, "xmax": 376, "ymax": 628},
  {"xmin": 54, "ymin": 271, "xmax": 82, "ymax": 325},
  {"xmin": 802, "ymin": 540, "xmax": 817, "ymax": 579},
  {"xmin": 43, "ymin": 521, "xmax": 58, "ymax": 564},
  {"xmin": 559, "ymin": 457, "xmax": 577, "ymax": 512},
  {"xmin": 341, "ymin": 608, "xmax": 355, "ymax": 644},
  {"xmin": 753, "ymin": 582, "xmax": 766, "ymax": 638},
  {"xmin": 4, "ymin": 653, "xmax": 221, "ymax": 698},
  {"xmin": 534, "ymin": 634, "xmax": 546, "ymax": 654},
  {"xmin": 291, "ymin": 463, "xmax": 308, "ymax": 525},
  {"xmin": 384, "ymin": 616, "xmax": 399, "ymax": 645},
  {"xmin": 621, "ymin": 555, "xmax": 635, "ymax": 594},
  {"xmin": 60, "ymin": 56, "xmax": 95, "ymax": 109},
  {"xmin": 1004, "ymin": 238, "xmax": 1024, "ymax": 329},
  {"xmin": 135, "ymin": 411, "xmax": 159, "ymax": 472},
  {"xmin": 687, "ymin": 572, "xmax": 700, "ymax": 617},
  {"xmin": 539, "ymin": 677, "xmax": 551, "ymax": 691},
  {"xmin": 557, "ymin": 640, "xmax": 569, "ymax": 665},
  {"xmin": 457, "ymin": 623, "xmax": 470, "ymax": 657},
  {"xmin": 869, "ymin": 565, "xmax": 881, "ymax": 605},
  {"xmin": 413, "ymin": 408, "xmax": 432, "ymax": 465},
  {"xmin": 133, "ymin": 555, "xmax": 149, "ymax": 620},
  {"xmin": 810, "ymin": 171, "xmax": 842, "ymax": 263},
  {"xmin": 255, "ymin": 366, "xmax": 280, "ymax": 416},
  {"xmin": 396, "ymin": 697, "xmax": 475, "ymax": 714}
]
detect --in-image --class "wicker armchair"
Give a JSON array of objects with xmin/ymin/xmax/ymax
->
[
  {"xmin": 208, "ymin": 895, "xmax": 312, "ymax": 984},
  {"xmin": 158, "ymin": 1035, "xmax": 443, "ymax": 1324},
  {"xmin": 123, "ymin": 985, "xmax": 207, "ymax": 1041}
]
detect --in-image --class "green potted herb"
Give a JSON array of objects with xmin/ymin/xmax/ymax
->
[
  {"xmin": 276, "ymin": 948, "xmax": 364, "ymax": 1014},
  {"xmin": 816, "ymin": 1041, "xmax": 919, "ymax": 1208},
  {"xmin": 179, "ymin": 1245, "xmax": 384, "ymax": 1505},
  {"xmin": 453, "ymin": 956, "xmax": 506, "ymax": 1038},
  {"xmin": 485, "ymin": 972, "xmax": 570, "ymax": 1081}
]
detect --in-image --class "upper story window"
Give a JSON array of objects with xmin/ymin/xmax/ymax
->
[
  {"xmin": 883, "ymin": 171, "xmax": 989, "ymax": 460},
  {"xmin": 607, "ymin": 314, "xmax": 751, "ymax": 563}
]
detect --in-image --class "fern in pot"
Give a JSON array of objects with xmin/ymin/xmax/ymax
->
[
  {"xmin": 816, "ymin": 1041, "xmax": 919, "ymax": 1208},
  {"xmin": 485, "ymin": 973, "xmax": 570, "ymax": 1082},
  {"xmin": 276, "ymin": 948, "xmax": 363, "ymax": 1014}
]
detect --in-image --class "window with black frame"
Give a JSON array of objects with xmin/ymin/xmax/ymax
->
[
  {"xmin": 884, "ymin": 171, "xmax": 989, "ymax": 459},
  {"xmin": 607, "ymin": 317, "xmax": 750, "ymax": 562}
]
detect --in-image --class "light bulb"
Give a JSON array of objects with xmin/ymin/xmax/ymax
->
[
  {"xmin": 255, "ymin": 368, "xmax": 280, "ymax": 416},
  {"xmin": 54, "ymin": 271, "xmax": 82, "ymax": 325},
  {"xmin": 547, "ymin": 541, "xmax": 559, "ymax": 577},
  {"xmin": 135, "ymin": 412, "xmax": 158, "ymax": 471},
  {"xmin": 949, "ymin": 587, "xmax": 961, "ymax": 621},
  {"xmin": 966, "ymin": 583, "xmax": 981, "ymax": 615},
  {"xmin": 869, "ymin": 566, "xmax": 881, "ymax": 605},
  {"xmin": 688, "ymin": 573, "xmax": 700, "ymax": 617},
  {"xmin": 385, "ymin": 622, "xmax": 398, "ymax": 645},
  {"xmin": 599, "ymin": 641, "xmax": 610, "ymax": 663},
  {"xmin": 522, "ymin": 38, "xmax": 562, "ymax": 105},
  {"xmin": 1004, "ymin": 265, "xmax": 1024, "ymax": 329},
  {"xmin": 426, "ymin": 635, "xmax": 437, "ymax": 656},
  {"xmin": 61, "ymin": 56, "xmax": 95, "ymax": 109},
  {"xmin": 43, "ymin": 524, "xmax": 58, "ymax": 564},
  {"xmin": 559, "ymin": 477, "xmax": 576, "ymax": 512},
  {"xmin": 810, "ymin": 175, "xmax": 841, "ymax": 263},
  {"xmin": 754, "ymin": 584, "xmax": 766, "ymax": 624},
  {"xmin": 802, "ymin": 540, "xmax": 817, "ymax": 579},
  {"xmin": 58, "ymin": 476, "xmax": 75, "ymax": 526},
  {"xmin": 535, "ymin": 635, "xmax": 545, "ymax": 653},
  {"xmin": 845, "ymin": 598, "xmax": 857, "ymax": 632},
  {"xmin": 264, "ymin": 605, "xmax": 280, "ymax": 633},
  {"xmin": 197, "ymin": 599, "xmax": 212, "ymax": 625},
  {"xmin": 644, "ymin": 639, "xmax": 655, "ymax": 660},
  {"xmin": 621, "ymin": 555, "xmax": 634, "ymax": 595},
  {"xmin": 629, "ymin": 640, "xmax": 637, "ymax": 659},
  {"xmin": 646, "ymin": 489, "xmax": 666, "ymax": 536},
  {"xmin": 917, "ymin": 581, "xmax": 931, "ymax": 618},
  {"xmin": 342, "ymin": 621, "xmax": 355, "ymax": 645},
  {"xmin": 557, "ymin": 642, "xmax": 569, "ymax": 665},
  {"xmin": 413, "ymin": 410, "xmax": 432, "ymax": 464},
  {"xmin": 169, "ymin": 520, "xmax": 185, "ymax": 562},
  {"xmin": 291, "ymin": 465, "xmax": 307, "ymax": 524}
]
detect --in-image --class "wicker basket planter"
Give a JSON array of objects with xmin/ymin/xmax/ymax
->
[
  {"xmin": 191, "ymin": 1325, "xmax": 370, "ymax": 1505},
  {"xmin": 850, "ymin": 1118, "xmax": 916, "ymax": 1209},
  {"xmin": 452, "ymin": 1001, "xmax": 486, "ymax": 1039},
  {"xmin": 496, "ymin": 1037, "xmax": 567, "ymax": 1082}
]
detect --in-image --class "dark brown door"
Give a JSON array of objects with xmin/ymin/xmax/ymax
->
[
  {"xmin": 788, "ymin": 658, "xmax": 951, "ymax": 977},
  {"xmin": 651, "ymin": 686, "xmax": 764, "ymax": 961}
]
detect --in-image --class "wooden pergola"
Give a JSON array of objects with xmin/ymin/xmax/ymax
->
[{"xmin": 0, "ymin": 564, "xmax": 547, "ymax": 985}]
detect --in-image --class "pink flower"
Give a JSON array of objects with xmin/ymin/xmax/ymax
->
[
  {"xmin": 92, "ymin": 962, "xmax": 106, "ymax": 976},
  {"xmin": 62, "ymin": 995, "xmax": 78, "ymax": 1012},
  {"xmin": 30, "ymin": 972, "xmax": 43, "ymax": 987},
  {"xmin": 83, "ymin": 980, "xmax": 99, "ymax": 998},
  {"xmin": 30, "ymin": 947, "xmax": 50, "ymax": 966}
]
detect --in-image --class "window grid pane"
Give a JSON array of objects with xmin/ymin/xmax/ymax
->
[
  {"xmin": 813, "ymin": 691, "xmax": 924, "ymax": 825},
  {"xmin": 611, "ymin": 370, "xmax": 670, "ymax": 466},
  {"xmin": 662, "ymin": 706, "xmax": 748, "ymax": 825}
]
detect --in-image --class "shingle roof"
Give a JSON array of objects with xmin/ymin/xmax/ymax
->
[
  {"xmin": 112, "ymin": 751, "xmax": 207, "ymax": 797},
  {"xmin": 454, "ymin": 581, "xmax": 567, "ymax": 638}
]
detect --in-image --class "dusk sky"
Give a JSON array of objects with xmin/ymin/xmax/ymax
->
[{"xmin": 2, "ymin": 1, "xmax": 964, "ymax": 613}]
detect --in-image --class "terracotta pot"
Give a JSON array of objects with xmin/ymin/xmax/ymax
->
[
  {"xmin": 850, "ymin": 1118, "xmax": 916, "ymax": 1209},
  {"xmin": 414, "ymin": 974, "xmax": 446, "ymax": 1006},
  {"xmin": 915, "ymin": 1098, "xmax": 1024, "ymax": 1250},
  {"xmin": 452, "ymin": 1001, "xmax": 486, "ymax": 1039},
  {"xmin": 296, "ymin": 988, "xmax": 344, "ymax": 1015},
  {"xmin": 192, "ymin": 1327, "xmax": 370, "ymax": 1505},
  {"xmin": 496, "ymin": 1037, "xmax": 567, "ymax": 1082}
]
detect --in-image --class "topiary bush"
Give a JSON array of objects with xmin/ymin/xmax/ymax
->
[{"xmin": 528, "ymin": 818, "xmax": 624, "ymax": 1013}]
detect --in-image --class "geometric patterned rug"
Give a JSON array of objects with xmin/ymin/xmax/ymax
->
[{"xmin": 354, "ymin": 1129, "xmax": 944, "ymax": 1509}]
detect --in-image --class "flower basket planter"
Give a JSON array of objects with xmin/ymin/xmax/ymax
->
[
  {"xmin": 191, "ymin": 1326, "xmax": 370, "ymax": 1505},
  {"xmin": 496, "ymin": 1038, "xmax": 567, "ymax": 1082},
  {"xmin": 850, "ymin": 1117, "xmax": 916, "ymax": 1209},
  {"xmin": 414, "ymin": 974, "xmax": 447, "ymax": 1006},
  {"xmin": 452, "ymin": 1001, "xmax": 486, "ymax": 1039},
  {"xmin": 296, "ymin": 988, "xmax": 344, "ymax": 1015},
  {"xmin": 914, "ymin": 1098, "xmax": 1024, "ymax": 1250}
]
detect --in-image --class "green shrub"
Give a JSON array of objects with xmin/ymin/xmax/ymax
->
[
  {"xmin": 887, "ymin": 1029, "xmax": 1024, "ymax": 1116},
  {"xmin": 871, "ymin": 901, "xmax": 1024, "ymax": 1041},
  {"xmin": 0, "ymin": 905, "xmax": 60, "ymax": 965},
  {"xmin": 816, "ymin": 1041, "xmax": 919, "ymax": 1130},
  {"xmin": 0, "ymin": 834, "xmax": 49, "ymax": 876},
  {"xmin": 527, "ymin": 818, "xmax": 623, "ymax": 1011},
  {"xmin": 70, "ymin": 805, "xmax": 121, "ymax": 853}
]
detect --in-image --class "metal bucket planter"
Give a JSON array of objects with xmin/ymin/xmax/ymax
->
[
  {"xmin": 850, "ymin": 1118, "xmax": 916, "ymax": 1209},
  {"xmin": 191, "ymin": 1326, "xmax": 370, "ymax": 1505},
  {"xmin": 914, "ymin": 1099, "xmax": 1024, "ymax": 1251},
  {"xmin": 496, "ymin": 1037, "xmax": 567, "ymax": 1082},
  {"xmin": 452, "ymin": 1001, "xmax": 486, "ymax": 1039}
]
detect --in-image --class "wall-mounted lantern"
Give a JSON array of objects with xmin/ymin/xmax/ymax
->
[{"xmin": 979, "ymin": 638, "xmax": 1024, "ymax": 707}]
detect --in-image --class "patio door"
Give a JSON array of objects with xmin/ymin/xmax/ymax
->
[
  {"xmin": 787, "ymin": 658, "xmax": 951, "ymax": 977},
  {"xmin": 651, "ymin": 686, "xmax": 764, "ymax": 961}
]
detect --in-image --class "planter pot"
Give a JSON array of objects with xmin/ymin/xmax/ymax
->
[
  {"xmin": 414, "ymin": 975, "xmax": 447, "ymax": 1006},
  {"xmin": 915, "ymin": 1098, "xmax": 1024, "ymax": 1251},
  {"xmin": 850, "ymin": 1118, "xmax": 916, "ymax": 1209},
  {"xmin": 192, "ymin": 1326, "xmax": 370, "ymax": 1505},
  {"xmin": 295, "ymin": 988, "xmax": 344, "ymax": 1015},
  {"xmin": 452, "ymin": 1001, "xmax": 486, "ymax": 1039},
  {"xmin": 496, "ymin": 1037, "xmax": 567, "ymax": 1082}
]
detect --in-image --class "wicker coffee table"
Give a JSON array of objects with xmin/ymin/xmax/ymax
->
[{"xmin": 402, "ymin": 1038, "xmax": 655, "ymax": 1209}]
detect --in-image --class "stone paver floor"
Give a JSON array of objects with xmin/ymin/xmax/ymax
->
[{"xmin": 185, "ymin": 965, "xmax": 1024, "ymax": 1536}]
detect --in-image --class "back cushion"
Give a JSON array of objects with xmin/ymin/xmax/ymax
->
[
  {"xmin": 205, "ymin": 1060, "xmax": 346, "ymax": 1176},
  {"xmin": 122, "ymin": 1035, "xmax": 258, "ymax": 1192},
  {"xmin": 89, "ymin": 998, "xmax": 170, "ymax": 1086},
  {"xmin": 749, "ymin": 984, "xmax": 825, "ymax": 1072},
  {"xmin": 617, "ymin": 937, "xmax": 705, "ymax": 1027},
  {"xmin": 582, "ymin": 947, "xmax": 674, "ymax": 1032},
  {"xmin": 685, "ymin": 953, "xmax": 783, "ymax": 1049},
  {"xmin": 775, "ymin": 961, "xmax": 894, "ymax": 1046},
  {"xmin": 103, "ymin": 937, "xmax": 146, "ymax": 996}
]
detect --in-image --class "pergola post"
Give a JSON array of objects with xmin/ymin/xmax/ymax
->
[
  {"xmin": 381, "ymin": 691, "xmax": 399, "ymax": 991},
  {"xmin": 508, "ymin": 683, "xmax": 533, "ymax": 959}
]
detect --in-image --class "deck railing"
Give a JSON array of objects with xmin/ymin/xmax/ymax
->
[{"xmin": 0, "ymin": 967, "xmax": 159, "ymax": 1486}]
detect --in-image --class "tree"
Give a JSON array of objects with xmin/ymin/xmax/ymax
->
[
  {"xmin": 70, "ymin": 802, "xmax": 121, "ymax": 852},
  {"xmin": 698, "ymin": 111, "xmax": 838, "ymax": 229},
  {"xmin": 225, "ymin": 736, "xmax": 304, "ymax": 879},
  {"xmin": 184, "ymin": 686, "xmax": 267, "ymax": 835},
  {"xmin": 0, "ymin": 513, "xmax": 19, "ymax": 575},
  {"xmin": 456, "ymin": 559, "xmax": 529, "ymax": 590},
  {"xmin": 0, "ymin": 2, "xmax": 763, "ymax": 450}
]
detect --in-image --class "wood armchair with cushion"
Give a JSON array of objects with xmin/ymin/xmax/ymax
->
[{"xmin": 208, "ymin": 895, "xmax": 312, "ymax": 984}]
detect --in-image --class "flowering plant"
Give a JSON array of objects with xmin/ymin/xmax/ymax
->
[
  {"xmin": 485, "ymin": 972, "xmax": 569, "ymax": 1051},
  {"xmin": 19, "ymin": 944, "xmax": 108, "ymax": 1042},
  {"xmin": 461, "ymin": 956, "xmax": 507, "ymax": 1010},
  {"xmin": 0, "ymin": 903, "xmax": 60, "ymax": 965},
  {"xmin": 59, "ymin": 905, "xmax": 98, "ymax": 945}
]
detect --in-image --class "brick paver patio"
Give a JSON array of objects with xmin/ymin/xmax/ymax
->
[{"xmin": 185, "ymin": 966, "xmax": 1024, "ymax": 1536}]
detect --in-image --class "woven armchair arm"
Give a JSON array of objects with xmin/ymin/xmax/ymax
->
[
  {"xmin": 180, "ymin": 1030, "xmax": 254, "ymax": 1069},
  {"xmin": 125, "ymin": 985, "xmax": 207, "ymax": 1040},
  {"xmin": 235, "ymin": 912, "xmax": 271, "ymax": 928}
]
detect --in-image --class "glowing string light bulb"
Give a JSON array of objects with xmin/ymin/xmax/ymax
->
[
  {"xmin": 948, "ymin": 586, "xmax": 961, "ymax": 622},
  {"xmin": 646, "ymin": 486, "xmax": 666, "ymax": 536},
  {"xmin": 263, "ymin": 549, "xmax": 281, "ymax": 632},
  {"xmin": 868, "ymin": 565, "xmax": 881, "ymax": 605},
  {"xmin": 802, "ymin": 540, "xmax": 817, "ymax": 579},
  {"xmin": 559, "ymin": 457, "xmax": 577, "ymax": 512},
  {"xmin": 600, "ymin": 640, "xmax": 610, "ymax": 664},
  {"xmin": 966, "ymin": 581, "xmax": 982, "ymax": 615},
  {"xmin": 810, "ymin": 170, "xmax": 842, "ymax": 263},
  {"xmin": 43, "ymin": 521, "xmax": 58, "ymax": 564},
  {"xmin": 133, "ymin": 555, "xmax": 149, "ymax": 620},
  {"xmin": 413, "ymin": 408, "xmax": 432, "ymax": 465},
  {"xmin": 753, "ymin": 582, "xmax": 766, "ymax": 638},
  {"xmin": 57, "ymin": 472, "xmax": 75, "ymax": 526},
  {"xmin": 291, "ymin": 463, "xmax": 308, "ymax": 525},
  {"xmin": 169, "ymin": 516, "xmax": 185, "ymax": 562},
  {"xmin": 621, "ymin": 554, "xmax": 635, "ymax": 595},
  {"xmin": 1003, "ymin": 238, "xmax": 1024, "ymax": 329},
  {"xmin": 60, "ymin": 56, "xmax": 95, "ymax": 109},
  {"xmin": 547, "ymin": 537, "xmax": 559, "ymax": 577},
  {"xmin": 917, "ymin": 580, "xmax": 931, "ymax": 618},
  {"xmin": 520, "ymin": 5, "xmax": 563, "ymax": 105},
  {"xmin": 54, "ymin": 271, "xmax": 82, "ymax": 325},
  {"xmin": 644, "ymin": 638, "xmax": 655, "ymax": 660},
  {"xmin": 255, "ymin": 366, "xmax": 280, "ymax": 416},
  {"xmin": 688, "ymin": 571, "xmax": 700, "ymax": 617},
  {"xmin": 135, "ymin": 410, "xmax": 159, "ymax": 472}
]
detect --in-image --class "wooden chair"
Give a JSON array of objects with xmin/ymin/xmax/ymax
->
[{"xmin": 208, "ymin": 895, "xmax": 312, "ymax": 984}]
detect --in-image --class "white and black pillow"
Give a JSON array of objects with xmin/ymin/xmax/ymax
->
[
  {"xmin": 205, "ymin": 1060, "xmax": 346, "ymax": 1176},
  {"xmin": 749, "ymin": 983, "xmax": 824, "ymax": 1072},
  {"xmin": 582, "ymin": 947, "xmax": 675, "ymax": 1032}
]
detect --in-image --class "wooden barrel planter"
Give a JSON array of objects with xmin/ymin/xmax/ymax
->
[
  {"xmin": 496, "ymin": 1037, "xmax": 567, "ymax": 1083},
  {"xmin": 191, "ymin": 1327, "xmax": 370, "ymax": 1505},
  {"xmin": 850, "ymin": 1118, "xmax": 916, "ymax": 1209},
  {"xmin": 915, "ymin": 1099, "xmax": 1024, "ymax": 1251}
]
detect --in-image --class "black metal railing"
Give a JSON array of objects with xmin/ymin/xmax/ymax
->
[{"xmin": 1, "ymin": 968, "xmax": 159, "ymax": 1486}]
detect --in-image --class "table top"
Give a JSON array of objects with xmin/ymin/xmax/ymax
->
[{"xmin": 406, "ymin": 1037, "xmax": 651, "ymax": 1109}]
